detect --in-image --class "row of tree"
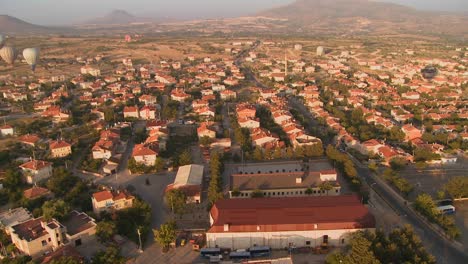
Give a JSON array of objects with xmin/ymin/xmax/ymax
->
[
  {"xmin": 326, "ymin": 226, "xmax": 436, "ymax": 264},
  {"xmin": 208, "ymin": 151, "xmax": 224, "ymax": 208},
  {"xmin": 413, "ymin": 193, "xmax": 460, "ymax": 239}
]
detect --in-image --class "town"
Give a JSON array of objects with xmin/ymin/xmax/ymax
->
[{"xmin": 0, "ymin": 3, "xmax": 467, "ymax": 264}]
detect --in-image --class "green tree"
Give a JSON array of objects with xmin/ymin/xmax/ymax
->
[
  {"xmin": 389, "ymin": 157, "xmax": 406, "ymax": 171},
  {"xmin": 165, "ymin": 189, "xmax": 187, "ymax": 215},
  {"xmin": 153, "ymin": 221, "xmax": 177, "ymax": 248},
  {"xmin": 253, "ymin": 147, "xmax": 264, "ymax": 161},
  {"xmin": 251, "ymin": 189, "xmax": 264, "ymax": 198},
  {"xmin": 345, "ymin": 232, "xmax": 381, "ymax": 264},
  {"xmin": 199, "ymin": 136, "xmax": 213, "ymax": 147},
  {"xmin": 177, "ymin": 149, "xmax": 192, "ymax": 166},
  {"xmin": 96, "ymin": 221, "xmax": 117, "ymax": 243},
  {"xmin": 444, "ymin": 176, "xmax": 468, "ymax": 199},
  {"xmin": 49, "ymin": 257, "xmax": 82, "ymax": 264},
  {"xmin": 42, "ymin": 199, "xmax": 71, "ymax": 221},
  {"xmin": 319, "ymin": 181, "xmax": 334, "ymax": 195},
  {"xmin": 92, "ymin": 246, "xmax": 125, "ymax": 264}
]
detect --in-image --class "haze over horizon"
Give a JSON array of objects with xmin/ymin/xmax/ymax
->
[{"xmin": 1, "ymin": 0, "xmax": 468, "ymax": 25}]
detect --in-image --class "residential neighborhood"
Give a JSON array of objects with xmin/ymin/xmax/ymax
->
[{"xmin": 0, "ymin": 4, "xmax": 467, "ymax": 263}]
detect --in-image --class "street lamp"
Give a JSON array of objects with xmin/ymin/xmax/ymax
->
[{"xmin": 137, "ymin": 228, "xmax": 143, "ymax": 253}]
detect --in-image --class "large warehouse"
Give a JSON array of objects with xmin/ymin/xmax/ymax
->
[{"xmin": 206, "ymin": 195, "xmax": 375, "ymax": 250}]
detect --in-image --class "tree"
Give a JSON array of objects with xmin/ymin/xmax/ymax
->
[
  {"xmin": 42, "ymin": 199, "xmax": 71, "ymax": 221},
  {"xmin": 345, "ymin": 232, "xmax": 381, "ymax": 264},
  {"xmin": 252, "ymin": 147, "xmax": 264, "ymax": 161},
  {"xmin": 444, "ymin": 176, "xmax": 468, "ymax": 199},
  {"xmin": 49, "ymin": 257, "xmax": 82, "ymax": 264},
  {"xmin": 344, "ymin": 161, "xmax": 357, "ymax": 178},
  {"xmin": 165, "ymin": 189, "xmax": 187, "ymax": 215},
  {"xmin": 96, "ymin": 221, "xmax": 117, "ymax": 243},
  {"xmin": 153, "ymin": 221, "xmax": 176, "ymax": 249},
  {"xmin": 389, "ymin": 157, "xmax": 406, "ymax": 171},
  {"xmin": 199, "ymin": 136, "xmax": 213, "ymax": 147},
  {"xmin": 177, "ymin": 149, "xmax": 192, "ymax": 166},
  {"xmin": 319, "ymin": 181, "xmax": 334, "ymax": 195},
  {"xmin": 305, "ymin": 188, "xmax": 313, "ymax": 195},
  {"xmin": 92, "ymin": 246, "xmax": 125, "ymax": 264},
  {"xmin": 251, "ymin": 189, "xmax": 264, "ymax": 198}
]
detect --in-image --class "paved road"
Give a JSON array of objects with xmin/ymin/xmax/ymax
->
[
  {"xmin": 289, "ymin": 97, "xmax": 468, "ymax": 263},
  {"xmin": 352, "ymin": 156, "xmax": 468, "ymax": 264}
]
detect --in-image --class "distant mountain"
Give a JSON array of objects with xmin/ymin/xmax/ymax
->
[
  {"xmin": 258, "ymin": 0, "xmax": 468, "ymax": 36},
  {"xmin": 84, "ymin": 9, "xmax": 147, "ymax": 25},
  {"xmin": 0, "ymin": 15, "xmax": 63, "ymax": 34}
]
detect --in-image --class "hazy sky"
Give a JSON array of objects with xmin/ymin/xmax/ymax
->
[{"xmin": 1, "ymin": 0, "xmax": 467, "ymax": 25}]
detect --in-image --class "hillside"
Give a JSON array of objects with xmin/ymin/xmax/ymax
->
[
  {"xmin": 258, "ymin": 0, "xmax": 468, "ymax": 36},
  {"xmin": 84, "ymin": 10, "xmax": 145, "ymax": 25},
  {"xmin": 0, "ymin": 15, "xmax": 61, "ymax": 34}
]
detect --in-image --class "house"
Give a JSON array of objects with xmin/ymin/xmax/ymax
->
[
  {"xmin": 123, "ymin": 106, "xmax": 139, "ymax": 119},
  {"xmin": 8, "ymin": 211, "xmax": 96, "ymax": 258},
  {"xmin": 18, "ymin": 134, "xmax": 41, "ymax": 147},
  {"xmin": 81, "ymin": 66, "xmax": 101, "ymax": 77},
  {"xmin": 0, "ymin": 125, "xmax": 14, "ymax": 136},
  {"xmin": 401, "ymin": 124, "xmax": 422, "ymax": 141},
  {"xmin": 236, "ymin": 104, "xmax": 256, "ymax": 119},
  {"xmin": 0, "ymin": 208, "xmax": 33, "ymax": 234},
  {"xmin": 91, "ymin": 189, "xmax": 135, "ymax": 215},
  {"xmin": 132, "ymin": 144, "xmax": 157, "ymax": 166},
  {"xmin": 197, "ymin": 123, "xmax": 216, "ymax": 139},
  {"xmin": 165, "ymin": 164, "xmax": 204, "ymax": 203},
  {"xmin": 49, "ymin": 140, "xmax": 72, "ymax": 158},
  {"xmin": 19, "ymin": 160, "xmax": 53, "ymax": 184},
  {"xmin": 206, "ymin": 195, "xmax": 375, "ymax": 249},
  {"xmin": 23, "ymin": 186, "xmax": 51, "ymax": 200},
  {"xmin": 42, "ymin": 106, "xmax": 69, "ymax": 122},
  {"xmin": 220, "ymin": 90, "xmax": 237, "ymax": 100},
  {"xmin": 41, "ymin": 245, "xmax": 84, "ymax": 264},
  {"xmin": 238, "ymin": 117, "xmax": 260, "ymax": 129},
  {"xmin": 139, "ymin": 94, "xmax": 157, "ymax": 105},
  {"xmin": 139, "ymin": 105, "xmax": 157, "ymax": 120}
]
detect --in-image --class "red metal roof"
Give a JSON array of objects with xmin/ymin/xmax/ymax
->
[{"xmin": 208, "ymin": 195, "xmax": 375, "ymax": 233}]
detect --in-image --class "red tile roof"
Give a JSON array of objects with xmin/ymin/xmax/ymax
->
[
  {"xmin": 23, "ymin": 186, "xmax": 50, "ymax": 199},
  {"xmin": 49, "ymin": 140, "xmax": 71, "ymax": 150},
  {"xmin": 19, "ymin": 160, "xmax": 52, "ymax": 171},
  {"xmin": 208, "ymin": 195, "xmax": 375, "ymax": 233}
]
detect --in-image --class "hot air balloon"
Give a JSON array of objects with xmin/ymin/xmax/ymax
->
[
  {"xmin": 23, "ymin": 47, "xmax": 40, "ymax": 71},
  {"xmin": 0, "ymin": 46, "xmax": 17, "ymax": 65},
  {"xmin": 0, "ymin": 34, "xmax": 5, "ymax": 49}
]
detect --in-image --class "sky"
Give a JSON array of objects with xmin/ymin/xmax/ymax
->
[{"xmin": 1, "ymin": 0, "xmax": 467, "ymax": 25}]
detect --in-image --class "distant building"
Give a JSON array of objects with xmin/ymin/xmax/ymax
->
[
  {"xmin": 316, "ymin": 46, "xmax": 325, "ymax": 56},
  {"xmin": 0, "ymin": 125, "xmax": 14, "ymax": 136},
  {"xmin": 91, "ymin": 189, "xmax": 135, "ymax": 215},
  {"xmin": 207, "ymin": 195, "xmax": 375, "ymax": 250},
  {"xmin": 166, "ymin": 164, "xmax": 204, "ymax": 203}
]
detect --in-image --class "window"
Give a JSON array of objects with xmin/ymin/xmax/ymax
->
[
  {"xmin": 75, "ymin": 239, "xmax": 82, "ymax": 247},
  {"xmin": 336, "ymin": 189, "xmax": 339, "ymax": 193},
  {"xmin": 48, "ymin": 238, "xmax": 51, "ymax": 242},
  {"xmin": 306, "ymin": 241, "xmax": 311, "ymax": 246},
  {"xmin": 341, "ymin": 238, "xmax": 345, "ymax": 244},
  {"xmin": 282, "ymin": 192, "xmax": 284, "ymax": 195},
  {"xmin": 42, "ymin": 240, "xmax": 47, "ymax": 246},
  {"xmin": 323, "ymin": 235, "xmax": 329, "ymax": 244}
]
